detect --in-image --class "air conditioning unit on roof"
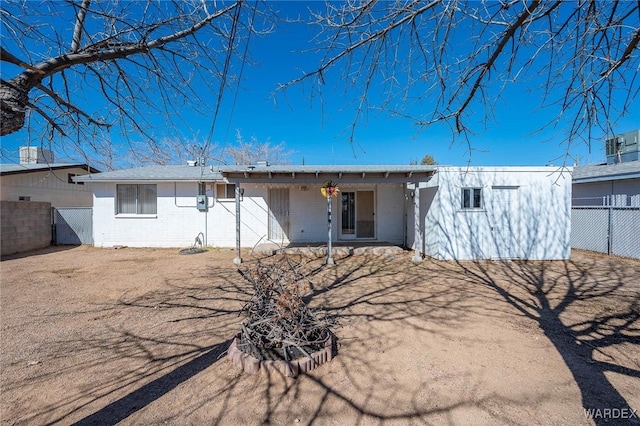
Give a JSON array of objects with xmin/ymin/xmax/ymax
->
[{"xmin": 606, "ymin": 130, "xmax": 639, "ymax": 164}]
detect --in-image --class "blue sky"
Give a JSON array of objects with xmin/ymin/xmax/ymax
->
[
  {"xmin": 207, "ymin": 1, "xmax": 638, "ymax": 167},
  {"xmin": 1, "ymin": 1, "xmax": 638, "ymax": 168}
]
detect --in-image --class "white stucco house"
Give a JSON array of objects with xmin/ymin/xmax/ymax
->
[
  {"xmin": 409, "ymin": 167, "xmax": 572, "ymax": 260},
  {"xmin": 75, "ymin": 163, "xmax": 572, "ymax": 261}
]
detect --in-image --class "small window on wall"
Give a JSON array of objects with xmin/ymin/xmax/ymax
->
[
  {"xmin": 216, "ymin": 183, "xmax": 236, "ymax": 199},
  {"xmin": 116, "ymin": 184, "xmax": 157, "ymax": 215},
  {"xmin": 461, "ymin": 188, "xmax": 482, "ymax": 209}
]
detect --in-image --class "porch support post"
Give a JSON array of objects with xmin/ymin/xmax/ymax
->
[
  {"xmin": 326, "ymin": 196, "xmax": 334, "ymax": 265},
  {"xmin": 233, "ymin": 183, "xmax": 242, "ymax": 264},
  {"xmin": 412, "ymin": 186, "xmax": 423, "ymax": 262}
]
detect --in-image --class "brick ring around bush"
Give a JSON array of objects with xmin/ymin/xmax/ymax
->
[{"xmin": 227, "ymin": 332, "xmax": 337, "ymax": 378}]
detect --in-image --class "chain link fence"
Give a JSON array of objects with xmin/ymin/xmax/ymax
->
[
  {"xmin": 53, "ymin": 208, "xmax": 93, "ymax": 245},
  {"xmin": 571, "ymin": 205, "xmax": 640, "ymax": 259}
]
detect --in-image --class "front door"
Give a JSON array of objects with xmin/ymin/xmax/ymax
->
[
  {"xmin": 340, "ymin": 190, "xmax": 375, "ymax": 239},
  {"xmin": 268, "ymin": 188, "xmax": 289, "ymax": 242}
]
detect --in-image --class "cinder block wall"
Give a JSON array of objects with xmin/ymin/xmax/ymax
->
[{"xmin": 1, "ymin": 201, "xmax": 52, "ymax": 256}]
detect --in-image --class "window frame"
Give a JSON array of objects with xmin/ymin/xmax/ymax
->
[
  {"xmin": 115, "ymin": 184, "xmax": 157, "ymax": 216},
  {"xmin": 215, "ymin": 183, "xmax": 236, "ymax": 200},
  {"xmin": 461, "ymin": 187, "xmax": 483, "ymax": 210}
]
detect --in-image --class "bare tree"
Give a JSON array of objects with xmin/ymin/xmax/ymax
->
[
  {"xmin": 222, "ymin": 130, "xmax": 293, "ymax": 165},
  {"xmin": 4, "ymin": 1, "xmax": 637, "ymax": 166},
  {"xmin": 122, "ymin": 138, "xmax": 221, "ymax": 168},
  {"xmin": 0, "ymin": 0, "xmax": 265, "ymax": 164},
  {"xmin": 279, "ymin": 0, "xmax": 640, "ymax": 161},
  {"xmin": 125, "ymin": 130, "xmax": 292, "ymax": 167},
  {"xmin": 410, "ymin": 154, "xmax": 437, "ymax": 165}
]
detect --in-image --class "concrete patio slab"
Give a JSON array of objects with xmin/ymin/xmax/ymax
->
[{"xmin": 253, "ymin": 242, "xmax": 406, "ymax": 257}]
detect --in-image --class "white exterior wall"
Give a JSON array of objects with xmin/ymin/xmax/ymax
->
[
  {"xmin": 413, "ymin": 167, "xmax": 572, "ymax": 260},
  {"xmin": 279, "ymin": 183, "xmax": 403, "ymax": 244},
  {"xmin": 92, "ymin": 182, "xmax": 405, "ymax": 248},
  {"xmin": 93, "ymin": 182, "xmax": 268, "ymax": 248},
  {"xmin": 212, "ymin": 185, "xmax": 269, "ymax": 247},
  {"xmin": 1, "ymin": 168, "xmax": 94, "ymax": 207},
  {"xmin": 288, "ymin": 184, "xmax": 329, "ymax": 243}
]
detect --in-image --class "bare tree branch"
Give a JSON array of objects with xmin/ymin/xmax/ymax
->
[
  {"xmin": 0, "ymin": 0, "xmax": 272, "ymax": 168},
  {"xmin": 451, "ymin": 0, "xmax": 541, "ymax": 132},
  {"xmin": 24, "ymin": 100, "xmax": 67, "ymax": 137},
  {"xmin": 601, "ymin": 26, "xmax": 640, "ymax": 79},
  {"xmin": 276, "ymin": 0, "xmax": 639, "ymax": 159},
  {"xmin": 0, "ymin": 47, "xmax": 45, "ymax": 74},
  {"xmin": 35, "ymin": 82, "xmax": 109, "ymax": 128},
  {"xmin": 70, "ymin": 0, "xmax": 91, "ymax": 53}
]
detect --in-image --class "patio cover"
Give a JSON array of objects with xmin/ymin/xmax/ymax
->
[{"xmin": 215, "ymin": 164, "xmax": 437, "ymax": 263}]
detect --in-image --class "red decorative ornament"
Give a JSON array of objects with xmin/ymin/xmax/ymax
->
[{"xmin": 320, "ymin": 180, "xmax": 340, "ymax": 198}]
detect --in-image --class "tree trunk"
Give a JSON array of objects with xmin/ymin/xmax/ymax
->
[{"xmin": 0, "ymin": 75, "xmax": 33, "ymax": 136}]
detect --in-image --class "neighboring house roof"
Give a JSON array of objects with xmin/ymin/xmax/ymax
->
[
  {"xmin": 73, "ymin": 165, "xmax": 222, "ymax": 182},
  {"xmin": 0, "ymin": 163, "xmax": 100, "ymax": 176},
  {"xmin": 573, "ymin": 162, "xmax": 640, "ymax": 184}
]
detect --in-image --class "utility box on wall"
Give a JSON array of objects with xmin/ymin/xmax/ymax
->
[{"xmin": 196, "ymin": 195, "xmax": 208, "ymax": 211}]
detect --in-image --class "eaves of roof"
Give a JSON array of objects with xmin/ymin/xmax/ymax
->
[
  {"xmin": 0, "ymin": 163, "xmax": 100, "ymax": 176},
  {"xmin": 73, "ymin": 164, "xmax": 437, "ymax": 184},
  {"xmin": 572, "ymin": 162, "xmax": 640, "ymax": 184},
  {"xmin": 573, "ymin": 173, "xmax": 640, "ymax": 184},
  {"xmin": 73, "ymin": 165, "xmax": 223, "ymax": 183},
  {"xmin": 215, "ymin": 164, "xmax": 437, "ymax": 183}
]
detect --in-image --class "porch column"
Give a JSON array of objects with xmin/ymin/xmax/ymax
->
[
  {"xmin": 326, "ymin": 195, "xmax": 334, "ymax": 265},
  {"xmin": 412, "ymin": 186, "xmax": 423, "ymax": 262},
  {"xmin": 233, "ymin": 183, "xmax": 242, "ymax": 264}
]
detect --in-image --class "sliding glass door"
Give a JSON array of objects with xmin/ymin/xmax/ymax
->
[{"xmin": 340, "ymin": 190, "xmax": 375, "ymax": 239}]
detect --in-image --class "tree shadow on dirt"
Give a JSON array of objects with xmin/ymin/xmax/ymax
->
[
  {"xmin": 73, "ymin": 339, "xmax": 231, "ymax": 426},
  {"xmin": 69, "ymin": 252, "xmax": 493, "ymax": 425},
  {"xmin": 418, "ymin": 181, "xmax": 640, "ymax": 425},
  {"xmin": 24, "ymin": 264, "xmax": 250, "ymax": 425},
  {"xmin": 22, "ymin": 249, "xmax": 637, "ymax": 425},
  {"xmin": 429, "ymin": 254, "xmax": 640, "ymax": 425},
  {"xmin": 191, "ymin": 253, "xmax": 541, "ymax": 425}
]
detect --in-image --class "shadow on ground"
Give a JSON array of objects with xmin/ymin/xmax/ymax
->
[
  {"xmin": 2, "ymin": 249, "xmax": 638, "ymax": 425},
  {"xmin": 430, "ymin": 254, "xmax": 640, "ymax": 426}
]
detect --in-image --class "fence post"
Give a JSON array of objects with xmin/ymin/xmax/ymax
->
[
  {"xmin": 607, "ymin": 206, "xmax": 613, "ymax": 256},
  {"xmin": 51, "ymin": 207, "xmax": 56, "ymax": 245}
]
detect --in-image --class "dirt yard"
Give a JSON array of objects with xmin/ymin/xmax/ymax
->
[{"xmin": 1, "ymin": 246, "xmax": 638, "ymax": 425}]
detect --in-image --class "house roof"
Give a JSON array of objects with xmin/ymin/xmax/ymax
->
[
  {"xmin": 216, "ymin": 164, "xmax": 437, "ymax": 184},
  {"xmin": 573, "ymin": 161, "xmax": 640, "ymax": 183},
  {"xmin": 0, "ymin": 163, "xmax": 100, "ymax": 175},
  {"xmin": 73, "ymin": 164, "xmax": 222, "ymax": 182},
  {"xmin": 73, "ymin": 164, "xmax": 437, "ymax": 184},
  {"xmin": 216, "ymin": 164, "xmax": 438, "ymax": 173}
]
